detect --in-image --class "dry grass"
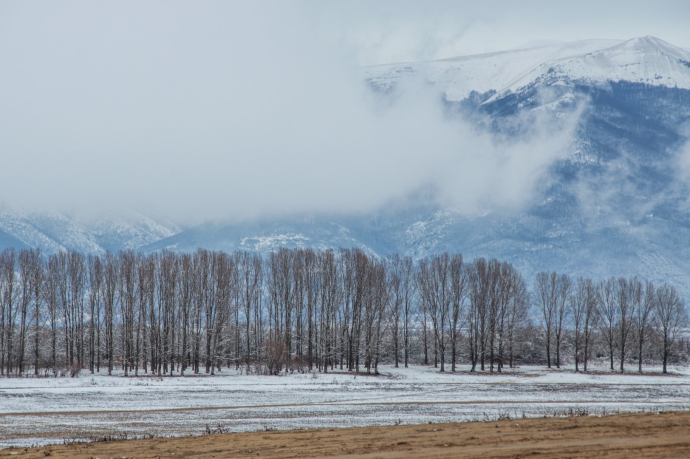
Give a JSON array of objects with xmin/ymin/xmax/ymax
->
[{"xmin": 2, "ymin": 410, "xmax": 690, "ymax": 458}]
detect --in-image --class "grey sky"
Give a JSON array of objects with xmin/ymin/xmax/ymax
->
[
  {"xmin": 0, "ymin": 1, "xmax": 688, "ymax": 223},
  {"xmin": 322, "ymin": 1, "xmax": 690, "ymax": 65}
]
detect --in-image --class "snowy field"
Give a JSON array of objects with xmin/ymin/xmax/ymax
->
[{"xmin": 1, "ymin": 364, "xmax": 689, "ymax": 448}]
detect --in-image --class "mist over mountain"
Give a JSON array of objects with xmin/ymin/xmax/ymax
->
[{"xmin": 2, "ymin": 35, "xmax": 690, "ymax": 293}]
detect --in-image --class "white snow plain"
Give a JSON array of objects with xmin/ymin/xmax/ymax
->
[{"xmin": 1, "ymin": 363, "xmax": 689, "ymax": 448}]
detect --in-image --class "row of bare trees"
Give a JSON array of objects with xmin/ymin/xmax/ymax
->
[
  {"xmin": 535, "ymin": 273, "xmax": 688, "ymax": 373},
  {"xmin": 0, "ymin": 247, "xmax": 687, "ymax": 377}
]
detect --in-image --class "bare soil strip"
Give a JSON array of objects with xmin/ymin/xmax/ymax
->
[{"xmin": 2, "ymin": 410, "xmax": 690, "ymax": 458}]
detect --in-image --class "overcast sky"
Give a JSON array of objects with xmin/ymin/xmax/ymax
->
[
  {"xmin": 1, "ymin": 1, "xmax": 689, "ymax": 224},
  {"xmin": 323, "ymin": 0, "xmax": 690, "ymax": 64}
]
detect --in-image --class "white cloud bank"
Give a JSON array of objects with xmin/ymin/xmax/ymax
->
[{"xmin": 0, "ymin": 1, "xmax": 595, "ymax": 224}]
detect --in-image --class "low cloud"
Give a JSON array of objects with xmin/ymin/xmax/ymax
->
[{"xmin": 0, "ymin": 1, "xmax": 581, "ymax": 225}]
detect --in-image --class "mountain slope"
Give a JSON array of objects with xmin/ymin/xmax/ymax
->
[
  {"xmin": 495, "ymin": 36, "xmax": 690, "ymax": 98},
  {"xmin": 4, "ymin": 36, "xmax": 690, "ymax": 294},
  {"xmin": 90, "ymin": 213, "xmax": 181, "ymax": 252},
  {"xmin": 0, "ymin": 209, "xmax": 181, "ymax": 254},
  {"xmin": 145, "ymin": 36, "xmax": 690, "ymax": 293}
]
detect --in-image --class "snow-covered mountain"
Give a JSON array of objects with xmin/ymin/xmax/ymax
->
[
  {"xmin": 89, "ymin": 213, "xmax": 181, "ymax": 252},
  {"xmin": 6, "ymin": 36, "xmax": 690, "ymax": 294},
  {"xmin": 364, "ymin": 36, "xmax": 690, "ymax": 101},
  {"xmin": 0, "ymin": 208, "xmax": 180, "ymax": 254},
  {"xmin": 144, "ymin": 36, "xmax": 690, "ymax": 293}
]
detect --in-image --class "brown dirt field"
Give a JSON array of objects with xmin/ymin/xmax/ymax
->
[{"xmin": 2, "ymin": 410, "xmax": 690, "ymax": 459}]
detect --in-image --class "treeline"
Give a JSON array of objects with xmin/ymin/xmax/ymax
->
[{"xmin": 0, "ymin": 247, "xmax": 687, "ymax": 377}]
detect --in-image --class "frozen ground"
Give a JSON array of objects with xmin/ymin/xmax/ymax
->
[{"xmin": 1, "ymin": 364, "xmax": 689, "ymax": 448}]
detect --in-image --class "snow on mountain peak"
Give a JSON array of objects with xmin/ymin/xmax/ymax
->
[
  {"xmin": 503, "ymin": 35, "xmax": 690, "ymax": 95},
  {"xmin": 364, "ymin": 36, "xmax": 690, "ymax": 103},
  {"xmin": 619, "ymin": 36, "xmax": 685, "ymax": 55}
]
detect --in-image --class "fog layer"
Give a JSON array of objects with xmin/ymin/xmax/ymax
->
[{"xmin": 0, "ymin": 1, "xmax": 613, "ymax": 223}]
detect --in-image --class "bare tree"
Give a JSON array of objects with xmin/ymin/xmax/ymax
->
[
  {"xmin": 466, "ymin": 259, "xmax": 489, "ymax": 371},
  {"xmin": 238, "ymin": 252, "xmax": 263, "ymax": 372},
  {"xmin": 534, "ymin": 272, "xmax": 557, "ymax": 368},
  {"xmin": 573, "ymin": 277, "xmax": 597, "ymax": 372},
  {"xmin": 387, "ymin": 254, "xmax": 403, "ymax": 368},
  {"xmin": 632, "ymin": 281, "xmax": 656, "ymax": 373},
  {"xmin": 553, "ymin": 274, "xmax": 571, "ymax": 369},
  {"xmin": 417, "ymin": 254, "xmax": 452, "ymax": 372},
  {"xmin": 17, "ymin": 250, "xmax": 32, "ymax": 374},
  {"xmin": 449, "ymin": 254, "xmax": 466, "ymax": 372},
  {"xmin": 655, "ymin": 283, "xmax": 688, "ymax": 374},
  {"xmin": 45, "ymin": 254, "xmax": 60, "ymax": 374},
  {"xmin": 616, "ymin": 277, "xmax": 632, "ymax": 372},
  {"xmin": 0, "ymin": 249, "xmax": 17, "ymax": 375},
  {"xmin": 87, "ymin": 255, "xmax": 103, "ymax": 373},
  {"xmin": 102, "ymin": 252, "xmax": 118, "ymax": 376},
  {"xmin": 598, "ymin": 278, "xmax": 618, "ymax": 371},
  {"xmin": 29, "ymin": 249, "xmax": 44, "ymax": 375},
  {"xmin": 495, "ymin": 262, "xmax": 526, "ymax": 372},
  {"xmin": 504, "ymin": 266, "xmax": 528, "ymax": 369},
  {"xmin": 319, "ymin": 249, "xmax": 341, "ymax": 373}
]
